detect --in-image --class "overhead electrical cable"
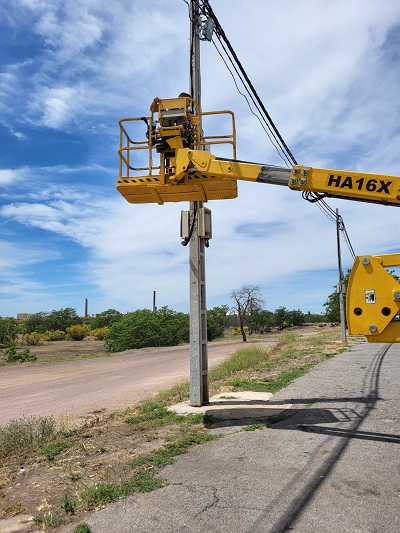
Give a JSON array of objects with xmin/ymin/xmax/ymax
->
[
  {"xmin": 184, "ymin": 0, "xmax": 357, "ymax": 260},
  {"xmin": 210, "ymin": 42, "xmax": 291, "ymax": 166},
  {"xmin": 200, "ymin": 0, "xmax": 297, "ymax": 167}
]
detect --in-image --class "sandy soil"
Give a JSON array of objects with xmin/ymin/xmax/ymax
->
[{"xmin": 0, "ymin": 337, "xmax": 280, "ymax": 427}]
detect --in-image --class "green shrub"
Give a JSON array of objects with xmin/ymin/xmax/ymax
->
[
  {"xmin": 4, "ymin": 347, "xmax": 37, "ymax": 363},
  {"xmin": 105, "ymin": 307, "xmax": 189, "ymax": 352},
  {"xmin": 66, "ymin": 324, "xmax": 91, "ymax": 341},
  {"xmin": 42, "ymin": 329, "xmax": 67, "ymax": 341},
  {"xmin": 91, "ymin": 327, "xmax": 109, "ymax": 340}
]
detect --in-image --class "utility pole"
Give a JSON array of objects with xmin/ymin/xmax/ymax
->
[
  {"xmin": 189, "ymin": 0, "xmax": 209, "ymax": 406},
  {"xmin": 336, "ymin": 209, "xmax": 347, "ymax": 342}
]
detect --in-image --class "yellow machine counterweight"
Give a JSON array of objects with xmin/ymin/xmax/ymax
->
[{"xmin": 346, "ymin": 254, "xmax": 400, "ymax": 342}]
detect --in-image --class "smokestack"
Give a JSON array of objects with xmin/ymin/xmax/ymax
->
[
  {"xmin": 85, "ymin": 298, "xmax": 88, "ymax": 318},
  {"xmin": 153, "ymin": 291, "xmax": 157, "ymax": 313}
]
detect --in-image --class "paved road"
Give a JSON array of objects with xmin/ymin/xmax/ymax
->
[
  {"xmin": 0, "ymin": 340, "xmax": 276, "ymax": 426},
  {"xmin": 82, "ymin": 341, "xmax": 400, "ymax": 533}
]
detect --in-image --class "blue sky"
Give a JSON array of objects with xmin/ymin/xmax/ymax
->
[{"xmin": 1, "ymin": 0, "xmax": 400, "ymax": 318}]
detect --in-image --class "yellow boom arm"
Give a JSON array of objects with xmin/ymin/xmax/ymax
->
[{"xmin": 172, "ymin": 148, "xmax": 400, "ymax": 207}]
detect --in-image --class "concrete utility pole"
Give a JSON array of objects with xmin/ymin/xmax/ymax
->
[
  {"xmin": 189, "ymin": 0, "xmax": 209, "ymax": 406},
  {"xmin": 336, "ymin": 209, "xmax": 347, "ymax": 342}
]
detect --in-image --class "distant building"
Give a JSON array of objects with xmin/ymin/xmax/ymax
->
[{"xmin": 16, "ymin": 313, "xmax": 32, "ymax": 321}]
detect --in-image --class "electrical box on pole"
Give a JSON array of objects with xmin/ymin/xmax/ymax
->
[{"xmin": 198, "ymin": 207, "xmax": 212, "ymax": 239}]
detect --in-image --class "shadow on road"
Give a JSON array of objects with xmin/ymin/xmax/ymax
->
[
  {"xmin": 250, "ymin": 342, "xmax": 392, "ymax": 533},
  {"xmin": 204, "ymin": 343, "xmax": 395, "ymax": 532}
]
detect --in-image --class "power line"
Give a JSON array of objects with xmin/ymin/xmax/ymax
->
[
  {"xmin": 184, "ymin": 0, "xmax": 357, "ymax": 260},
  {"xmin": 200, "ymin": 0, "xmax": 297, "ymax": 167}
]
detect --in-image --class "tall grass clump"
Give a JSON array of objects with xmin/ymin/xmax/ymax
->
[
  {"xmin": 4, "ymin": 346, "xmax": 37, "ymax": 363},
  {"xmin": 209, "ymin": 346, "xmax": 270, "ymax": 381},
  {"xmin": 0, "ymin": 415, "xmax": 57, "ymax": 459}
]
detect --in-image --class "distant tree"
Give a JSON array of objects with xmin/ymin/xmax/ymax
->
[
  {"xmin": 273, "ymin": 306, "xmax": 290, "ymax": 330},
  {"xmin": 230, "ymin": 285, "xmax": 264, "ymax": 342},
  {"xmin": 45, "ymin": 308, "xmax": 82, "ymax": 332},
  {"xmin": 0, "ymin": 318, "xmax": 18, "ymax": 347},
  {"xmin": 207, "ymin": 305, "xmax": 229, "ymax": 341},
  {"xmin": 247, "ymin": 308, "xmax": 273, "ymax": 334},
  {"xmin": 305, "ymin": 312, "xmax": 327, "ymax": 323},
  {"xmin": 89, "ymin": 309, "xmax": 123, "ymax": 329},
  {"xmin": 24, "ymin": 308, "xmax": 82, "ymax": 333},
  {"xmin": 24, "ymin": 312, "xmax": 48, "ymax": 334},
  {"xmin": 286, "ymin": 309, "xmax": 305, "ymax": 327}
]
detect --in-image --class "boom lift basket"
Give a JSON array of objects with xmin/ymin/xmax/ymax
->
[{"xmin": 117, "ymin": 97, "xmax": 238, "ymax": 204}]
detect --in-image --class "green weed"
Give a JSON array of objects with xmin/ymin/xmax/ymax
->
[
  {"xmin": 80, "ymin": 471, "xmax": 164, "ymax": 510},
  {"xmin": 4, "ymin": 346, "xmax": 37, "ymax": 363},
  {"xmin": 156, "ymin": 381, "xmax": 190, "ymax": 403},
  {"xmin": 62, "ymin": 492, "xmax": 77, "ymax": 514},
  {"xmin": 230, "ymin": 367, "xmax": 309, "ymax": 393},
  {"xmin": 243, "ymin": 423, "xmax": 266, "ymax": 431},
  {"xmin": 124, "ymin": 399, "xmax": 184, "ymax": 427},
  {"xmin": 132, "ymin": 429, "xmax": 219, "ymax": 469},
  {"xmin": 74, "ymin": 524, "xmax": 92, "ymax": 533},
  {"xmin": 67, "ymin": 472, "xmax": 82, "ymax": 482},
  {"xmin": 42, "ymin": 440, "xmax": 74, "ymax": 460},
  {"xmin": 33, "ymin": 512, "xmax": 63, "ymax": 529},
  {"xmin": 267, "ymin": 413, "xmax": 291, "ymax": 424}
]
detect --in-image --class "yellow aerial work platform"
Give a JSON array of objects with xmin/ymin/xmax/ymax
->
[{"xmin": 117, "ymin": 97, "xmax": 238, "ymax": 204}]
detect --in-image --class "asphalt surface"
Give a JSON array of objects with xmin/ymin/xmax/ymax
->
[{"xmin": 80, "ymin": 340, "xmax": 400, "ymax": 533}]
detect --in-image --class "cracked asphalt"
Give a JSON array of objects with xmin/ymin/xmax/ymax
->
[{"xmin": 78, "ymin": 341, "xmax": 400, "ymax": 532}]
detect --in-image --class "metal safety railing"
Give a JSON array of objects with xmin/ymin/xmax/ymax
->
[{"xmin": 118, "ymin": 100, "xmax": 237, "ymax": 182}]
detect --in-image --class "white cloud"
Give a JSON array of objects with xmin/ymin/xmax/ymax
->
[
  {"xmin": 0, "ymin": 169, "xmax": 28, "ymax": 186},
  {"xmin": 1, "ymin": 0, "xmax": 400, "ymax": 317}
]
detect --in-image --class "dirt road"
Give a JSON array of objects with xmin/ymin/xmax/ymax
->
[{"xmin": 0, "ymin": 340, "xmax": 277, "ymax": 426}]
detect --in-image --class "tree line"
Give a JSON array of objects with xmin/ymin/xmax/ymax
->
[{"xmin": 1, "ymin": 308, "xmax": 326, "ymax": 357}]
